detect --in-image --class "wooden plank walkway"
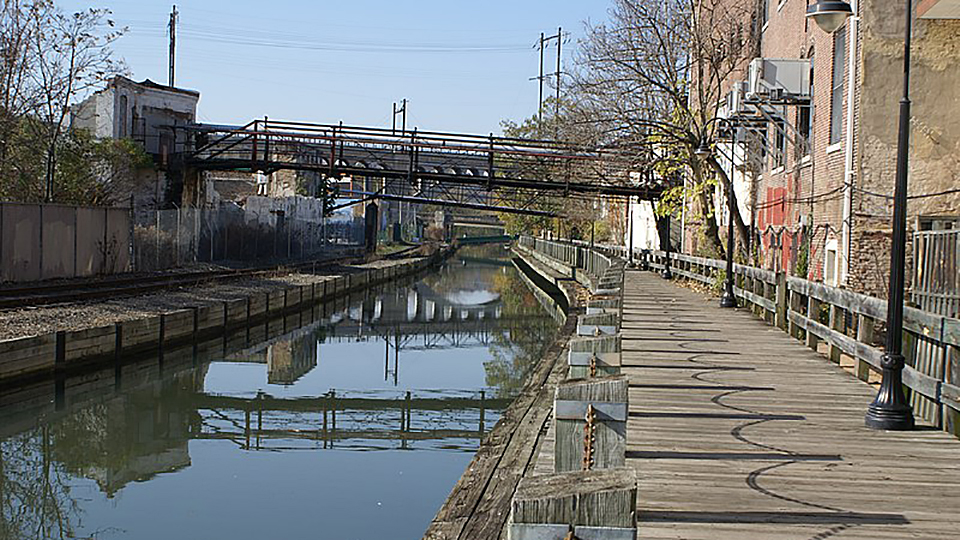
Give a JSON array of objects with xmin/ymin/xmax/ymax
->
[{"xmin": 615, "ymin": 270, "xmax": 960, "ymax": 539}]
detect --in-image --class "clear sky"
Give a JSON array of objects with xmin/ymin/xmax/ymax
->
[{"xmin": 58, "ymin": 0, "xmax": 611, "ymax": 136}]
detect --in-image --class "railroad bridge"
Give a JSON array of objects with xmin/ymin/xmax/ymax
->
[{"xmin": 173, "ymin": 120, "xmax": 660, "ymax": 216}]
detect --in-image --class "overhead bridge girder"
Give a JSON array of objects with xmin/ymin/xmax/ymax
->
[{"xmin": 180, "ymin": 121, "xmax": 662, "ymax": 202}]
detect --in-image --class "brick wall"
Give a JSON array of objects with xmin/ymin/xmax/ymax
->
[{"xmin": 744, "ymin": 0, "xmax": 848, "ymax": 282}]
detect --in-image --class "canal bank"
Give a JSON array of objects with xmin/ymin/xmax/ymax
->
[
  {"xmin": 424, "ymin": 242, "xmax": 586, "ymax": 540},
  {"xmin": 0, "ymin": 246, "xmax": 455, "ymax": 385},
  {"xmin": 0, "ymin": 243, "xmax": 566, "ymax": 540},
  {"xmin": 426, "ymin": 237, "xmax": 633, "ymax": 540}
]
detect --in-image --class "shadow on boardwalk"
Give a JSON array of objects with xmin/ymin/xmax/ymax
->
[{"xmin": 622, "ymin": 270, "xmax": 960, "ymax": 540}]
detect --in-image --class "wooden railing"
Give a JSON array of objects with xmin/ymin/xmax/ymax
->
[{"xmin": 647, "ymin": 249, "xmax": 960, "ymax": 434}]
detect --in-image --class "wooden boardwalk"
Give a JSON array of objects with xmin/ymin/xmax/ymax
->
[{"xmin": 611, "ymin": 270, "xmax": 960, "ymax": 539}]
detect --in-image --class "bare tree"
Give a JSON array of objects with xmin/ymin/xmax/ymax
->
[
  {"xmin": 27, "ymin": 3, "xmax": 125, "ymax": 201},
  {"xmin": 0, "ymin": 1, "xmax": 126, "ymax": 202},
  {"xmin": 567, "ymin": 0, "xmax": 760, "ymax": 256}
]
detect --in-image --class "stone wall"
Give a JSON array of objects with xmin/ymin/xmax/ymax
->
[{"xmin": 853, "ymin": 6, "xmax": 960, "ymax": 296}]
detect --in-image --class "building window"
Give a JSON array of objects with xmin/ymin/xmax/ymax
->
[
  {"xmin": 761, "ymin": 0, "xmax": 770, "ymax": 28},
  {"xmin": 773, "ymin": 119, "xmax": 786, "ymax": 169},
  {"xmin": 798, "ymin": 51, "xmax": 813, "ymax": 156},
  {"xmin": 756, "ymin": 125, "xmax": 769, "ymax": 170},
  {"xmin": 824, "ymin": 238, "xmax": 839, "ymax": 285},
  {"xmin": 830, "ymin": 26, "xmax": 846, "ymax": 145}
]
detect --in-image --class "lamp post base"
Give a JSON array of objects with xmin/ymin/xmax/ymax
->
[
  {"xmin": 865, "ymin": 402, "xmax": 915, "ymax": 430},
  {"xmin": 865, "ymin": 352, "xmax": 915, "ymax": 431},
  {"xmin": 719, "ymin": 290, "xmax": 737, "ymax": 308}
]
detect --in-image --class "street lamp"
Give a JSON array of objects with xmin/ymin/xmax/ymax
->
[
  {"xmin": 700, "ymin": 121, "xmax": 738, "ymax": 308},
  {"xmin": 809, "ymin": 0, "xmax": 914, "ymax": 430},
  {"xmin": 866, "ymin": 0, "xmax": 915, "ymax": 430},
  {"xmin": 695, "ymin": 140, "xmax": 711, "ymax": 159},
  {"xmin": 806, "ymin": 0, "xmax": 854, "ymax": 33},
  {"xmin": 660, "ymin": 214, "xmax": 673, "ymax": 279}
]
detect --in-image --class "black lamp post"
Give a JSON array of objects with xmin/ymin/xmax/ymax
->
[
  {"xmin": 808, "ymin": 0, "xmax": 914, "ymax": 430},
  {"xmin": 660, "ymin": 214, "xmax": 673, "ymax": 279},
  {"xmin": 696, "ymin": 124, "xmax": 738, "ymax": 309}
]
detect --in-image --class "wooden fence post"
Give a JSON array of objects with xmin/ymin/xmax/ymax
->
[
  {"xmin": 806, "ymin": 296, "xmax": 821, "ymax": 350},
  {"xmin": 829, "ymin": 305, "xmax": 844, "ymax": 363},
  {"xmin": 776, "ymin": 271, "xmax": 788, "ymax": 330},
  {"xmin": 856, "ymin": 314, "xmax": 875, "ymax": 382}
]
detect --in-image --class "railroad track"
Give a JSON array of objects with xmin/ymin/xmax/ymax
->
[{"xmin": 0, "ymin": 248, "xmax": 367, "ymax": 310}]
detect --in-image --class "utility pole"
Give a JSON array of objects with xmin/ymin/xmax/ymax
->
[
  {"xmin": 537, "ymin": 32, "xmax": 544, "ymax": 125},
  {"xmin": 392, "ymin": 99, "xmax": 407, "ymax": 135},
  {"xmin": 168, "ymin": 5, "xmax": 178, "ymax": 87},
  {"xmin": 529, "ymin": 29, "xmax": 562, "ymax": 136},
  {"xmin": 555, "ymin": 25, "xmax": 561, "ymax": 135}
]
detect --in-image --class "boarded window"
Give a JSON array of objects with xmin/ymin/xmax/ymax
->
[{"xmin": 118, "ymin": 95, "xmax": 128, "ymax": 138}]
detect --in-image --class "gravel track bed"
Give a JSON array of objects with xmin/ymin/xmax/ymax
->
[{"xmin": 0, "ymin": 257, "xmax": 424, "ymax": 342}]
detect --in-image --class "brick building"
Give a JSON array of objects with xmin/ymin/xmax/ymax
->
[{"xmin": 707, "ymin": 0, "xmax": 960, "ymax": 298}]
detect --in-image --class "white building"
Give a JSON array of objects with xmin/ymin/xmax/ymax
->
[{"xmin": 72, "ymin": 76, "xmax": 200, "ymax": 161}]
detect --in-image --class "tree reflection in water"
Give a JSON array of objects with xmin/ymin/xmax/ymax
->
[{"xmin": 482, "ymin": 247, "xmax": 560, "ymax": 399}]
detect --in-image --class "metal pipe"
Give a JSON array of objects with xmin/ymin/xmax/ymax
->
[{"xmin": 842, "ymin": 2, "xmax": 860, "ymax": 285}]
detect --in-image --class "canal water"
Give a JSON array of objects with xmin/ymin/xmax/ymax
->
[{"xmin": 0, "ymin": 244, "xmax": 562, "ymax": 540}]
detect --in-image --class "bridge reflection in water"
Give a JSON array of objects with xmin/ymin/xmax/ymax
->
[{"xmin": 0, "ymin": 245, "xmax": 562, "ymax": 539}]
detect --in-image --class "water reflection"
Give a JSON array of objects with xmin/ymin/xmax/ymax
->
[{"xmin": 0, "ymin": 244, "xmax": 561, "ymax": 539}]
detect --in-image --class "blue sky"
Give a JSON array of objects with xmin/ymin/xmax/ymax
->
[{"xmin": 59, "ymin": 1, "xmax": 611, "ymax": 135}]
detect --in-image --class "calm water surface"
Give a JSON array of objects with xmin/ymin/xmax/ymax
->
[{"xmin": 0, "ymin": 245, "xmax": 561, "ymax": 540}]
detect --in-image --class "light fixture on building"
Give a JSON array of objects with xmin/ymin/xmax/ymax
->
[{"xmin": 806, "ymin": 0, "xmax": 853, "ymax": 33}]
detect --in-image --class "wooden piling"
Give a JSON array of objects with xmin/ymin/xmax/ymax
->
[
  {"xmin": 577, "ymin": 312, "xmax": 619, "ymax": 337},
  {"xmin": 586, "ymin": 298, "xmax": 620, "ymax": 315},
  {"xmin": 508, "ymin": 467, "xmax": 637, "ymax": 540},
  {"xmin": 554, "ymin": 375, "xmax": 628, "ymax": 472},
  {"xmin": 568, "ymin": 334, "xmax": 621, "ymax": 378}
]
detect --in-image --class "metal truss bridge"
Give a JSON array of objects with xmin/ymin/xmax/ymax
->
[{"xmin": 181, "ymin": 120, "xmax": 660, "ymax": 215}]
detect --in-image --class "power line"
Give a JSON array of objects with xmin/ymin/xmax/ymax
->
[{"xmin": 854, "ymin": 185, "xmax": 960, "ymax": 201}]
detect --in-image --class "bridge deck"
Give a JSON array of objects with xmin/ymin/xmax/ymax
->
[{"xmin": 619, "ymin": 270, "xmax": 960, "ymax": 539}]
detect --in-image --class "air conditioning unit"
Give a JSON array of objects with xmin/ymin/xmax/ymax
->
[
  {"xmin": 745, "ymin": 58, "xmax": 811, "ymax": 103},
  {"xmin": 725, "ymin": 82, "xmax": 743, "ymax": 116}
]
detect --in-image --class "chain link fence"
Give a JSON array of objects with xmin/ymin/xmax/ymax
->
[{"xmin": 133, "ymin": 201, "xmax": 364, "ymax": 272}]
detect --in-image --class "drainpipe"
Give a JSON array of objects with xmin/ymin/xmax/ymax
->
[{"xmin": 841, "ymin": 0, "xmax": 860, "ymax": 285}]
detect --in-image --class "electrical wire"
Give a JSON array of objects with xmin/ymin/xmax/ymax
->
[{"xmin": 854, "ymin": 185, "xmax": 960, "ymax": 201}]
